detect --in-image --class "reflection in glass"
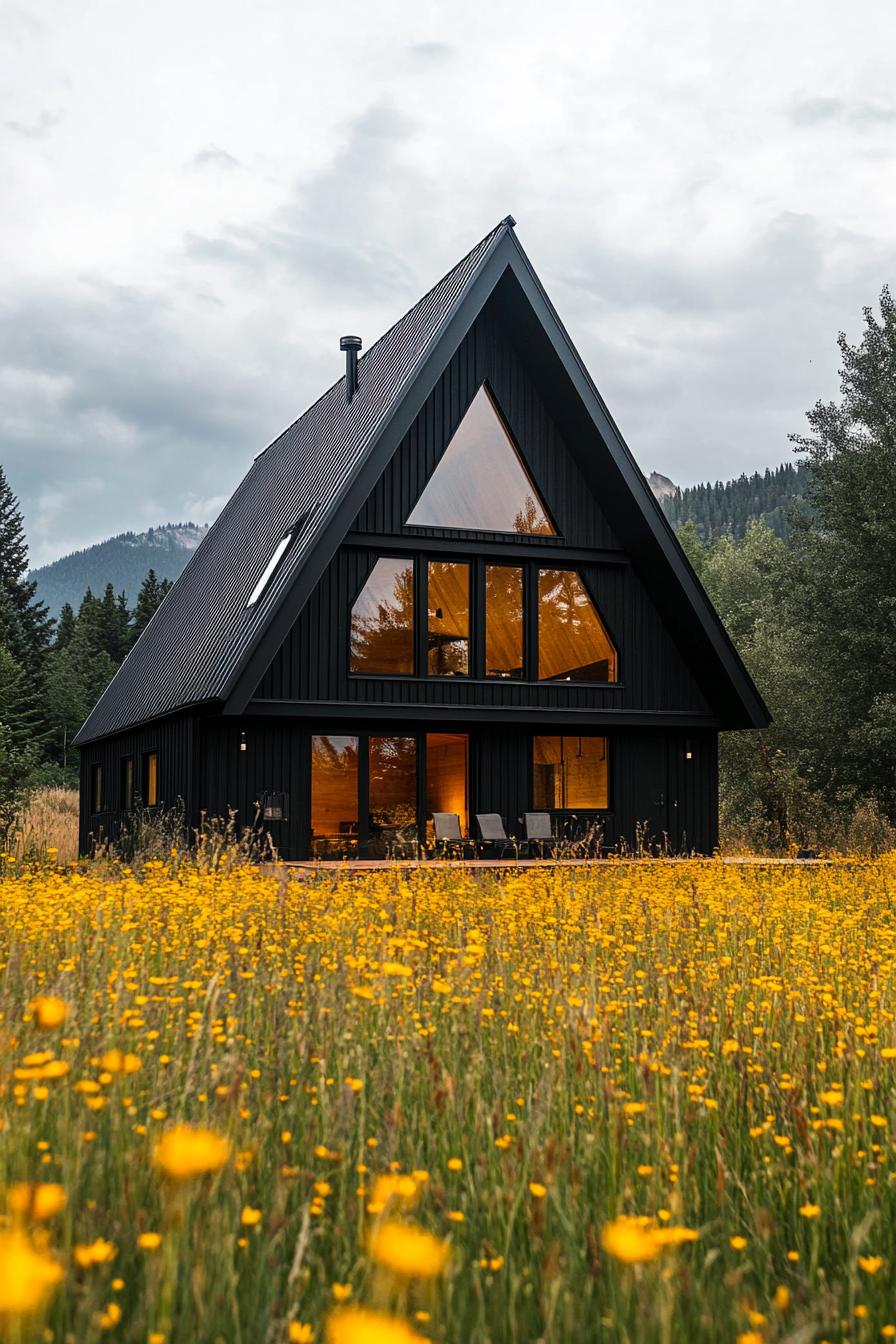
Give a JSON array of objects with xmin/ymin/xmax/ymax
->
[
  {"xmin": 426, "ymin": 733, "xmax": 468, "ymax": 841},
  {"xmin": 427, "ymin": 562, "xmax": 470, "ymax": 675},
  {"xmin": 311, "ymin": 735, "xmax": 359, "ymax": 856},
  {"xmin": 485, "ymin": 564, "xmax": 523, "ymax": 678},
  {"xmin": 368, "ymin": 736, "xmax": 417, "ymax": 857},
  {"xmin": 533, "ymin": 735, "xmax": 609, "ymax": 809},
  {"xmin": 538, "ymin": 570, "xmax": 618, "ymax": 682},
  {"xmin": 350, "ymin": 557, "xmax": 414, "ymax": 675},
  {"xmin": 406, "ymin": 386, "xmax": 556, "ymax": 534}
]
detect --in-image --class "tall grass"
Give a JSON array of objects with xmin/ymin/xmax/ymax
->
[{"xmin": 2, "ymin": 857, "xmax": 896, "ymax": 1341}]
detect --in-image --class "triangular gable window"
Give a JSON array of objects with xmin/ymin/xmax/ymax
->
[{"xmin": 405, "ymin": 385, "xmax": 556, "ymax": 534}]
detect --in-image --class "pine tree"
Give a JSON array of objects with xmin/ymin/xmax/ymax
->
[
  {"xmin": 55, "ymin": 603, "xmax": 76, "ymax": 650},
  {"xmin": 131, "ymin": 569, "xmax": 171, "ymax": 643},
  {"xmin": 0, "ymin": 465, "xmax": 52, "ymax": 674}
]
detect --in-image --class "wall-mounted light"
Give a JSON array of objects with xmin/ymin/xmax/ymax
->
[
  {"xmin": 240, "ymin": 731, "xmax": 247, "ymax": 753},
  {"xmin": 684, "ymin": 739, "xmax": 694, "ymax": 761}
]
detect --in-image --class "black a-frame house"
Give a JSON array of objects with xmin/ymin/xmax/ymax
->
[{"xmin": 75, "ymin": 217, "xmax": 769, "ymax": 858}]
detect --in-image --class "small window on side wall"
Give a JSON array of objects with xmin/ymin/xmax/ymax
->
[
  {"xmin": 142, "ymin": 752, "xmax": 158, "ymax": 807},
  {"xmin": 533, "ymin": 736, "xmax": 609, "ymax": 810},
  {"xmin": 120, "ymin": 757, "xmax": 134, "ymax": 811},
  {"xmin": 90, "ymin": 763, "xmax": 103, "ymax": 814}
]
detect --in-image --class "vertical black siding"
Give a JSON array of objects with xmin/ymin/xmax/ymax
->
[
  {"xmin": 256, "ymin": 546, "xmax": 711, "ymax": 715},
  {"xmin": 78, "ymin": 713, "xmax": 197, "ymax": 854}
]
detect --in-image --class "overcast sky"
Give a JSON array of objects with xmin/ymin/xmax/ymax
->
[{"xmin": 2, "ymin": 0, "xmax": 895, "ymax": 567}]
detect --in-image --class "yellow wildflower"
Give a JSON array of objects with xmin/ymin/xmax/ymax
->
[
  {"xmin": 858, "ymin": 1254, "xmax": 884, "ymax": 1275},
  {"xmin": 529, "ymin": 1182, "xmax": 547, "ymax": 1199},
  {"xmin": 325, "ymin": 1307, "xmax": 425, "ymax": 1344},
  {"xmin": 600, "ymin": 1216, "xmax": 663, "ymax": 1264},
  {"xmin": 138, "ymin": 1232, "xmax": 162, "ymax": 1250},
  {"xmin": 99, "ymin": 1049, "xmax": 142, "ymax": 1074},
  {"xmin": 240, "ymin": 1206, "xmax": 262, "ymax": 1226},
  {"xmin": 7, "ymin": 1183, "xmax": 67, "ymax": 1222},
  {"xmin": 74, "ymin": 1239, "xmax": 116, "ymax": 1268},
  {"xmin": 289, "ymin": 1325, "xmax": 314, "ymax": 1343},
  {"xmin": 367, "ymin": 1220, "xmax": 451, "ymax": 1279},
  {"xmin": 0, "ymin": 1230, "xmax": 63, "ymax": 1315},
  {"xmin": 29, "ymin": 995, "xmax": 67, "ymax": 1029},
  {"xmin": 153, "ymin": 1125, "xmax": 230, "ymax": 1180}
]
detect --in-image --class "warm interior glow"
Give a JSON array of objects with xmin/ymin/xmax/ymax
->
[
  {"xmin": 368, "ymin": 736, "xmax": 417, "ymax": 855},
  {"xmin": 310, "ymin": 735, "xmax": 359, "ymax": 855},
  {"xmin": 485, "ymin": 564, "xmax": 524, "ymax": 678},
  {"xmin": 533, "ymin": 735, "xmax": 608, "ymax": 809},
  {"xmin": 144, "ymin": 752, "xmax": 158, "ymax": 807},
  {"xmin": 427, "ymin": 561, "xmax": 470, "ymax": 675},
  {"xmin": 537, "ymin": 570, "xmax": 618, "ymax": 682},
  {"xmin": 350, "ymin": 557, "xmax": 415, "ymax": 675},
  {"xmin": 426, "ymin": 733, "xmax": 468, "ymax": 839},
  {"xmin": 406, "ymin": 385, "xmax": 555, "ymax": 534}
]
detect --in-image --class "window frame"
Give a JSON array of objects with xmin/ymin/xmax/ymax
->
[
  {"xmin": 348, "ymin": 553, "xmax": 416, "ymax": 678},
  {"xmin": 530, "ymin": 733, "xmax": 613, "ymax": 814},
  {"xmin": 403, "ymin": 380, "xmax": 560, "ymax": 539},
  {"xmin": 348, "ymin": 552, "xmax": 622, "ymax": 688},
  {"xmin": 142, "ymin": 751, "xmax": 159, "ymax": 808}
]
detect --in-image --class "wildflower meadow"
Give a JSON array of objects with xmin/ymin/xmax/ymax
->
[{"xmin": 2, "ymin": 856, "xmax": 896, "ymax": 1342}]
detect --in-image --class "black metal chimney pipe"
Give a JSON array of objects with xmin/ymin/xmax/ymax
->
[{"xmin": 340, "ymin": 335, "xmax": 362, "ymax": 403}]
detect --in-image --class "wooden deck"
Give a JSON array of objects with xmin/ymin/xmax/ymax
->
[{"xmin": 283, "ymin": 855, "xmax": 833, "ymax": 872}]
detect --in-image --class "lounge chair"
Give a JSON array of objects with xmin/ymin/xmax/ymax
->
[
  {"xmin": 431, "ymin": 812, "xmax": 467, "ymax": 858},
  {"xmin": 523, "ymin": 811, "xmax": 555, "ymax": 858},
  {"xmin": 475, "ymin": 813, "xmax": 516, "ymax": 859}
]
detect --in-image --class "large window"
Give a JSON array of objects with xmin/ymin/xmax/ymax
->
[
  {"xmin": 538, "ymin": 570, "xmax": 618, "ymax": 682},
  {"xmin": 406, "ymin": 386, "xmax": 555, "ymax": 535},
  {"xmin": 533, "ymin": 736, "xmax": 609, "ymax": 809},
  {"xmin": 350, "ymin": 557, "xmax": 414, "ymax": 675},
  {"xmin": 426, "ymin": 733, "xmax": 468, "ymax": 838},
  {"xmin": 485, "ymin": 564, "xmax": 524, "ymax": 678},
  {"xmin": 427, "ymin": 561, "xmax": 470, "ymax": 675},
  {"xmin": 368, "ymin": 736, "xmax": 417, "ymax": 856},
  {"xmin": 90, "ymin": 764, "xmax": 103, "ymax": 814},
  {"xmin": 348, "ymin": 556, "xmax": 618, "ymax": 684},
  {"xmin": 311, "ymin": 735, "xmax": 359, "ymax": 855}
]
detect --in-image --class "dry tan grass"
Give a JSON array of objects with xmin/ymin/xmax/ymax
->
[{"xmin": 15, "ymin": 786, "xmax": 80, "ymax": 861}]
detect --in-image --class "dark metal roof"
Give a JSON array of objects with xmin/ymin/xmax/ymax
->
[{"xmin": 74, "ymin": 219, "xmax": 509, "ymax": 744}]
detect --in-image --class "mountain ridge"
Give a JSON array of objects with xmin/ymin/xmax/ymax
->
[{"xmin": 30, "ymin": 522, "xmax": 209, "ymax": 617}]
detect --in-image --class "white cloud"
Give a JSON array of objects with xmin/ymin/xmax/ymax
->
[{"xmin": 1, "ymin": 0, "xmax": 895, "ymax": 563}]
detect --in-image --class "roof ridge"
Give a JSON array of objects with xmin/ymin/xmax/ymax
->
[{"xmin": 255, "ymin": 217, "xmax": 512, "ymax": 458}]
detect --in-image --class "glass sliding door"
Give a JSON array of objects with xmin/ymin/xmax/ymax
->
[
  {"xmin": 426, "ymin": 733, "xmax": 468, "ymax": 842},
  {"xmin": 310, "ymin": 735, "xmax": 359, "ymax": 857},
  {"xmin": 368, "ymin": 736, "xmax": 417, "ymax": 857},
  {"xmin": 308, "ymin": 731, "xmax": 471, "ymax": 858}
]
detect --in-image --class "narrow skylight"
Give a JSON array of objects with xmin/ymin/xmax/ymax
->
[{"xmin": 247, "ymin": 532, "xmax": 293, "ymax": 607}]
